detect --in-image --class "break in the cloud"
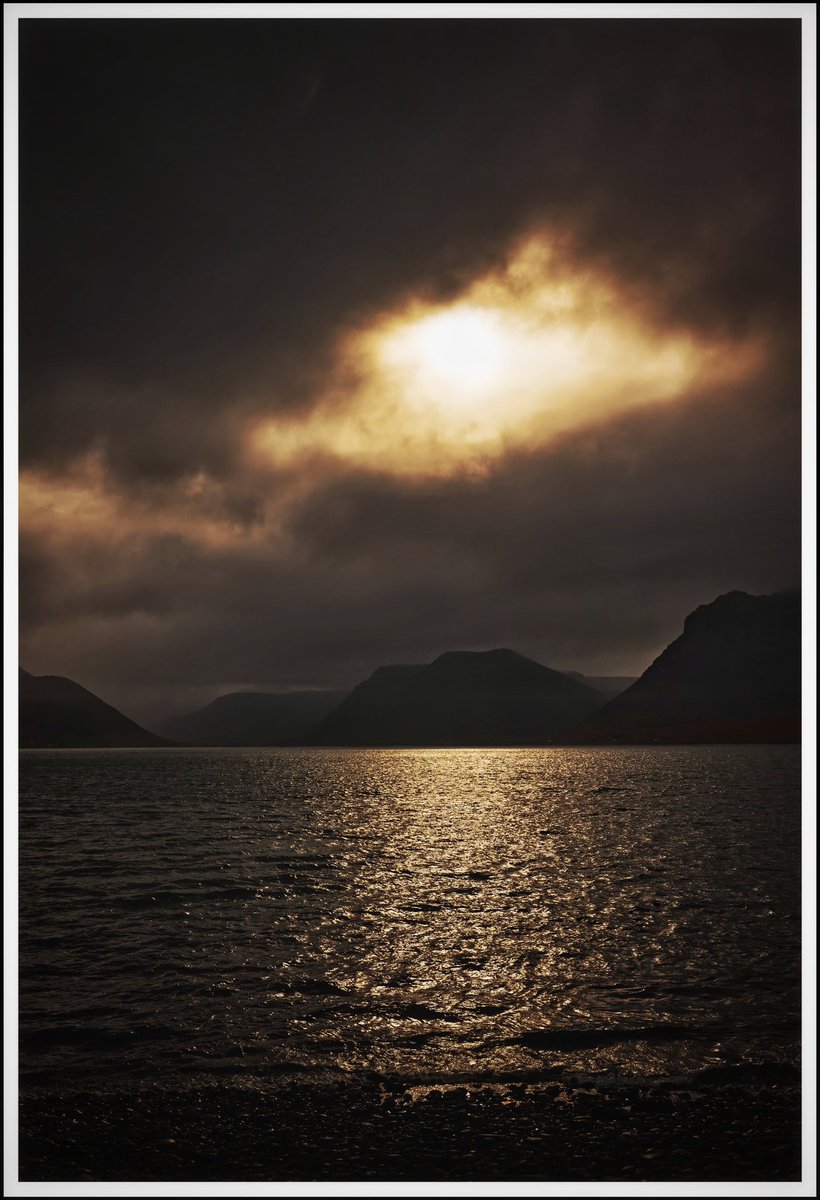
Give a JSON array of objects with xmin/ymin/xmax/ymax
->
[
  {"xmin": 249, "ymin": 234, "xmax": 766, "ymax": 477},
  {"xmin": 18, "ymin": 18, "xmax": 802, "ymax": 716}
]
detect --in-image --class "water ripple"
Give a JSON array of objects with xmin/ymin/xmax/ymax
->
[{"xmin": 19, "ymin": 745, "xmax": 800, "ymax": 1090}]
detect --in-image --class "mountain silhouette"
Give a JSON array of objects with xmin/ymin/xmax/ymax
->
[
  {"xmin": 563, "ymin": 672, "xmax": 637, "ymax": 699},
  {"xmin": 21, "ymin": 593, "xmax": 798, "ymax": 748},
  {"xmin": 160, "ymin": 689, "xmax": 349, "ymax": 746},
  {"xmin": 304, "ymin": 648, "xmax": 604, "ymax": 746},
  {"xmin": 19, "ymin": 668, "xmax": 172, "ymax": 748},
  {"xmin": 571, "ymin": 591, "xmax": 800, "ymax": 744}
]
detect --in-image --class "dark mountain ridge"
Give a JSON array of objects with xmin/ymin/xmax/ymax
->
[
  {"xmin": 19, "ymin": 669, "xmax": 172, "ymax": 748},
  {"xmin": 304, "ymin": 647, "xmax": 604, "ymax": 746},
  {"xmin": 564, "ymin": 672, "xmax": 638, "ymax": 699},
  {"xmin": 19, "ymin": 591, "xmax": 800, "ymax": 748},
  {"xmin": 571, "ymin": 590, "xmax": 800, "ymax": 744}
]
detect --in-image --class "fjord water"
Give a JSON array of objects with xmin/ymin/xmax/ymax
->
[{"xmin": 19, "ymin": 747, "xmax": 800, "ymax": 1093}]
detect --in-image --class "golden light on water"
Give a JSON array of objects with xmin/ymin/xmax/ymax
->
[{"xmin": 251, "ymin": 236, "xmax": 766, "ymax": 478}]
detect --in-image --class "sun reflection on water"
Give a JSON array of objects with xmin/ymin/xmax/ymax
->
[
  {"xmin": 269, "ymin": 747, "xmax": 799, "ymax": 1083},
  {"xmin": 19, "ymin": 746, "xmax": 801, "ymax": 1089}
]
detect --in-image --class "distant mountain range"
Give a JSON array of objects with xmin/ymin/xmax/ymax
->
[
  {"xmin": 158, "ymin": 672, "xmax": 633, "ymax": 747},
  {"xmin": 572, "ymin": 591, "xmax": 800, "ymax": 744},
  {"xmin": 563, "ymin": 673, "xmax": 639, "ymax": 700},
  {"xmin": 304, "ymin": 648, "xmax": 603, "ymax": 746},
  {"xmin": 19, "ymin": 669, "xmax": 171, "ymax": 748},
  {"xmin": 19, "ymin": 590, "xmax": 800, "ymax": 748},
  {"xmin": 158, "ymin": 689, "xmax": 349, "ymax": 746}
]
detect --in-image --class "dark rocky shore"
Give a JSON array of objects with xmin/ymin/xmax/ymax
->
[{"xmin": 19, "ymin": 1072, "xmax": 801, "ymax": 1183}]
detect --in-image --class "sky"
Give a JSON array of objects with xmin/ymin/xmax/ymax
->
[{"xmin": 17, "ymin": 14, "xmax": 803, "ymax": 720}]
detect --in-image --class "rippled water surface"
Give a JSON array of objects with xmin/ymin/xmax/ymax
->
[{"xmin": 19, "ymin": 746, "xmax": 801, "ymax": 1091}]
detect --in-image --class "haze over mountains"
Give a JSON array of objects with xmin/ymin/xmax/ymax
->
[
  {"xmin": 564, "ymin": 674, "xmax": 639, "ymax": 701},
  {"xmin": 19, "ymin": 591, "xmax": 800, "ymax": 748},
  {"xmin": 159, "ymin": 689, "xmax": 348, "ymax": 747}
]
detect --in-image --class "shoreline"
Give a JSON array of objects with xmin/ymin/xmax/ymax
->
[{"xmin": 19, "ymin": 1073, "xmax": 802, "ymax": 1183}]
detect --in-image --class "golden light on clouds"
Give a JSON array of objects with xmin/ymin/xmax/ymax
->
[
  {"xmin": 251, "ymin": 236, "xmax": 766, "ymax": 477},
  {"xmin": 380, "ymin": 306, "xmax": 511, "ymax": 398},
  {"xmin": 20, "ymin": 458, "xmax": 276, "ymax": 552},
  {"xmin": 21, "ymin": 234, "xmax": 771, "ymax": 556}
]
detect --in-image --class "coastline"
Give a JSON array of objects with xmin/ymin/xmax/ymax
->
[{"xmin": 19, "ymin": 1070, "xmax": 802, "ymax": 1183}]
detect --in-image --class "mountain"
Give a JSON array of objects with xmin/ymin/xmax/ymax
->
[
  {"xmin": 19, "ymin": 668, "xmax": 172, "ymax": 748},
  {"xmin": 570, "ymin": 591, "xmax": 800, "ymax": 744},
  {"xmin": 159, "ymin": 689, "xmax": 349, "ymax": 746},
  {"xmin": 564, "ymin": 672, "xmax": 637, "ymax": 699},
  {"xmin": 304, "ymin": 648, "xmax": 605, "ymax": 746}
]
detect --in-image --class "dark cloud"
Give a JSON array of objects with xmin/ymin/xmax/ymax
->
[
  {"xmin": 20, "ymin": 19, "xmax": 800, "ymax": 478},
  {"xmin": 18, "ymin": 17, "xmax": 802, "ymax": 712},
  {"xmin": 21, "ymin": 378, "xmax": 800, "ymax": 713}
]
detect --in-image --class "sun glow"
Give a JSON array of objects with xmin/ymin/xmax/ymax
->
[
  {"xmin": 380, "ymin": 306, "xmax": 509, "ymax": 398},
  {"xmin": 250, "ymin": 236, "xmax": 767, "ymax": 478}
]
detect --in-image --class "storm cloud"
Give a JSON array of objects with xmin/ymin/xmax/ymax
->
[{"xmin": 18, "ymin": 17, "xmax": 802, "ymax": 717}]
